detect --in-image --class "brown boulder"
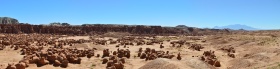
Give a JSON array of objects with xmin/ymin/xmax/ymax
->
[
  {"xmin": 140, "ymin": 53, "xmax": 147, "ymax": 59},
  {"xmin": 113, "ymin": 62, "xmax": 124, "ymax": 69},
  {"xmin": 214, "ymin": 61, "xmax": 221, "ymax": 67},
  {"xmin": 60, "ymin": 59, "xmax": 69, "ymax": 68},
  {"xmin": 107, "ymin": 60, "xmax": 114, "ymax": 67},
  {"xmin": 102, "ymin": 58, "xmax": 109, "ymax": 64},
  {"xmin": 15, "ymin": 62, "xmax": 26, "ymax": 69},
  {"xmin": 6, "ymin": 63, "xmax": 16, "ymax": 69},
  {"xmin": 37, "ymin": 57, "xmax": 49, "ymax": 67},
  {"xmin": 119, "ymin": 58, "xmax": 125, "ymax": 64},
  {"xmin": 53, "ymin": 60, "xmax": 61, "ymax": 67}
]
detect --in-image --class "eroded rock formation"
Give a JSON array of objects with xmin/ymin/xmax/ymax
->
[{"xmin": 0, "ymin": 24, "xmax": 229, "ymax": 35}]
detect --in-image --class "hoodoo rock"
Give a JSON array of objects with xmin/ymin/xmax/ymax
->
[{"xmin": 177, "ymin": 53, "xmax": 182, "ymax": 60}]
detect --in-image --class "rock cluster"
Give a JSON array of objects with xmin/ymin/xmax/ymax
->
[
  {"xmin": 137, "ymin": 47, "xmax": 180, "ymax": 61},
  {"xmin": 188, "ymin": 44, "xmax": 204, "ymax": 51},
  {"xmin": 200, "ymin": 50, "xmax": 221, "ymax": 67},
  {"xmin": 220, "ymin": 47, "xmax": 236, "ymax": 58},
  {"xmin": 0, "ymin": 34, "xmax": 99, "ymax": 69}
]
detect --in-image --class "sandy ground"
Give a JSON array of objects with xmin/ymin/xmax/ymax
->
[{"xmin": 1, "ymin": 34, "xmax": 280, "ymax": 69}]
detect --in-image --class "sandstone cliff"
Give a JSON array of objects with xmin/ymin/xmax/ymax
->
[
  {"xmin": 0, "ymin": 24, "xmax": 229, "ymax": 36},
  {"xmin": 0, "ymin": 17, "xmax": 230, "ymax": 35}
]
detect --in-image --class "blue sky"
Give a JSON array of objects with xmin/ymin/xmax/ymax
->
[{"xmin": 0, "ymin": 0, "xmax": 279, "ymax": 29}]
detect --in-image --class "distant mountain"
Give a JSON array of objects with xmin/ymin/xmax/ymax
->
[{"xmin": 213, "ymin": 24, "xmax": 259, "ymax": 30}]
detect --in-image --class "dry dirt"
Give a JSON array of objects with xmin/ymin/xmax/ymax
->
[{"xmin": 1, "ymin": 33, "xmax": 280, "ymax": 69}]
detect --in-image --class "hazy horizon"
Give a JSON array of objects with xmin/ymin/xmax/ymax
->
[{"xmin": 1, "ymin": 0, "xmax": 279, "ymax": 29}]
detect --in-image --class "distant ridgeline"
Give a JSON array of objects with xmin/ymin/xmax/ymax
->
[
  {"xmin": 0, "ymin": 17, "xmax": 230, "ymax": 35},
  {"xmin": 0, "ymin": 17, "xmax": 19, "ymax": 24}
]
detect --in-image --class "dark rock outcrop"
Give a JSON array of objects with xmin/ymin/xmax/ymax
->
[{"xmin": 0, "ymin": 17, "xmax": 19, "ymax": 24}]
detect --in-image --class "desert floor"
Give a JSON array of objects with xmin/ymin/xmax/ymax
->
[{"xmin": 1, "ymin": 34, "xmax": 280, "ymax": 69}]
